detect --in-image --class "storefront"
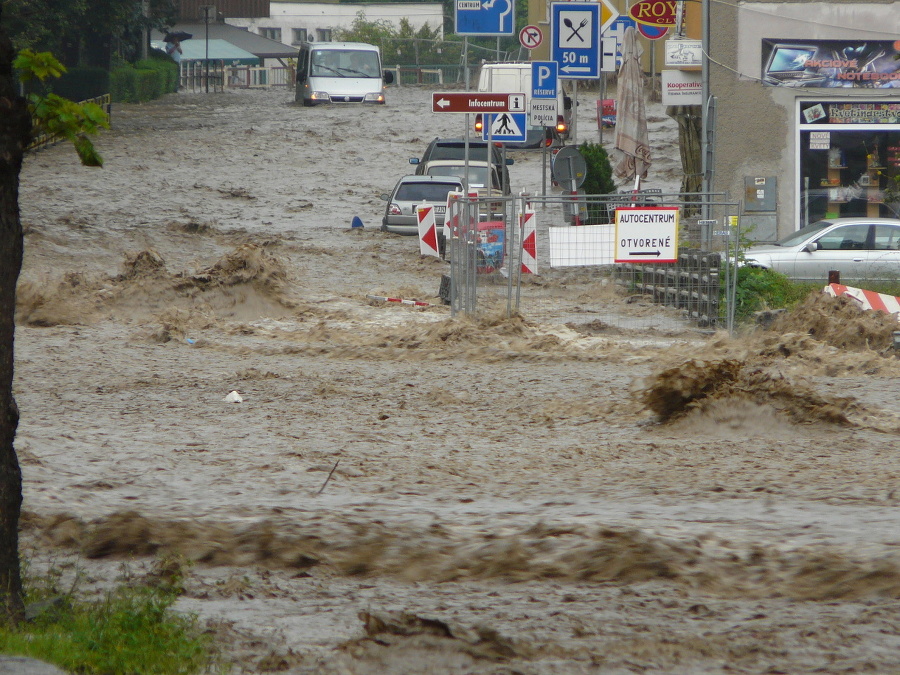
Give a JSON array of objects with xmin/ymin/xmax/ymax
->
[
  {"xmin": 761, "ymin": 37, "xmax": 900, "ymax": 231},
  {"xmin": 797, "ymin": 101, "xmax": 900, "ymax": 227}
]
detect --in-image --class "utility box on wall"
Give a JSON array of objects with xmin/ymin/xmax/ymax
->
[{"xmin": 744, "ymin": 176, "xmax": 777, "ymax": 212}]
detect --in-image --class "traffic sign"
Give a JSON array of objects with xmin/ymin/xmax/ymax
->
[
  {"xmin": 597, "ymin": 0, "xmax": 620, "ymax": 34},
  {"xmin": 551, "ymin": 2, "xmax": 601, "ymax": 79},
  {"xmin": 432, "ymin": 92, "xmax": 526, "ymax": 114},
  {"xmin": 455, "ymin": 0, "xmax": 514, "ymax": 36},
  {"xmin": 552, "ymin": 146, "xmax": 587, "ymax": 187},
  {"xmin": 531, "ymin": 61, "xmax": 557, "ymax": 99},
  {"xmin": 483, "ymin": 113, "xmax": 527, "ymax": 142},
  {"xmin": 614, "ymin": 207, "xmax": 679, "ymax": 263},
  {"xmin": 530, "ymin": 99, "xmax": 558, "ymax": 127},
  {"xmin": 519, "ymin": 24, "xmax": 543, "ymax": 50}
]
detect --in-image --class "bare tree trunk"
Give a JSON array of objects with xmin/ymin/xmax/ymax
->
[
  {"xmin": 666, "ymin": 104, "xmax": 702, "ymax": 216},
  {"xmin": 0, "ymin": 9, "xmax": 31, "ymax": 625}
]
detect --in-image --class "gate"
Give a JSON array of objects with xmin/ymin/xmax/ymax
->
[{"xmin": 444, "ymin": 191, "xmax": 742, "ymax": 332}]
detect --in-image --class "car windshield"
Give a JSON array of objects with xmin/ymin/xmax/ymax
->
[
  {"xmin": 395, "ymin": 182, "xmax": 462, "ymax": 202},
  {"xmin": 426, "ymin": 165, "xmax": 494, "ymax": 188},
  {"xmin": 429, "ymin": 143, "xmax": 499, "ymax": 164},
  {"xmin": 311, "ymin": 49, "xmax": 379, "ymax": 77},
  {"xmin": 775, "ymin": 220, "xmax": 834, "ymax": 247}
]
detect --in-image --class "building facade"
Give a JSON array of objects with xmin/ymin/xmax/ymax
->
[
  {"xmin": 711, "ymin": 0, "xmax": 900, "ymax": 240},
  {"xmin": 225, "ymin": 0, "xmax": 445, "ymax": 47}
]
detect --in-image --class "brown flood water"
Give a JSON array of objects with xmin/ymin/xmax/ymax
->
[{"xmin": 14, "ymin": 86, "xmax": 900, "ymax": 674}]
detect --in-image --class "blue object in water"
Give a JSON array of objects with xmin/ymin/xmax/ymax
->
[{"xmin": 351, "ymin": 216, "xmax": 364, "ymax": 228}]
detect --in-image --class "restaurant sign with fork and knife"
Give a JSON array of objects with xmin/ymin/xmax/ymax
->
[{"xmin": 551, "ymin": 1, "xmax": 619, "ymax": 79}]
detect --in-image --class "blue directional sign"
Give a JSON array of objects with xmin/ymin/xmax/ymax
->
[
  {"xmin": 531, "ymin": 61, "xmax": 558, "ymax": 100},
  {"xmin": 482, "ymin": 113, "xmax": 527, "ymax": 143},
  {"xmin": 551, "ymin": 2, "xmax": 601, "ymax": 79},
  {"xmin": 455, "ymin": 0, "xmax": 515, "ymax": 36}
]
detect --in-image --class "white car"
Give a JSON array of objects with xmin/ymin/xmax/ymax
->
[{"xmin": 743, "ymin": 217, "xmax": 900, "ymax": 282}]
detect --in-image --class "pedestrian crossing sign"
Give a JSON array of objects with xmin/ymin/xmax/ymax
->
[{"xmin": 482, "ymin": 112, "xmax": 527, "ymax": 142}]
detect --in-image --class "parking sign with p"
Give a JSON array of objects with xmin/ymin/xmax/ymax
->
[{"xmin": 531, "ymin": 61, "xmax": 558, "ymax": 100}]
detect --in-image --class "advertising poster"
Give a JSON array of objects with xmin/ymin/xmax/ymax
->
[
  {"xmin": 761, "ymin": 39, "xmax": 900, "ymax": 88},
  {"xmin": 661, "ymin": 70, "xmax": 702, "ymax": 106}
]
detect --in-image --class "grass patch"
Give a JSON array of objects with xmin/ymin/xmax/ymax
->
[{"xmin": 0, "ymin": 556, "xmax": 222, "ymax": 674}]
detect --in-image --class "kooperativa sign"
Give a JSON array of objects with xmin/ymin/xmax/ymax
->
[{"xmin": 762, "ymin": 39, "xmax": 900, "ymax": 88}]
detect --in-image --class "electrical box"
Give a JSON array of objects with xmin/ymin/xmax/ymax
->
[{"xmin": 744, "ymin": 176, "xmax": 777, "ymax": 212}]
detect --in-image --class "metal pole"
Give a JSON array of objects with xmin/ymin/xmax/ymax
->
[
  {"xmin": 700, "ymin": 0, "xmax": 710, "ymax": 218},
  {"xmin": 205, "ymin": 8, "xmax": 210, "ymax": 94}
]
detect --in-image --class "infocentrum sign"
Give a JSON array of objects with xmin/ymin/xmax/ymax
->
[{"xmin": 615, "ymin": 207, "xmax": 679, "ymax": 263}]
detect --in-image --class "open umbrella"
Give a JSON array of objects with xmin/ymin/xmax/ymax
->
[
  {"xmin": 164, "ymin": 31, "xmax": 192, "ymax": 42},
  {"xmin": 613, "ymin": 26, "xmax": 651, "ymax": 190}
]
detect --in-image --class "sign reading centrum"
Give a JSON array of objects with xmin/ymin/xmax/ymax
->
[
  {"xmin": 432, "ymin": 92, "xmax": 526, "ymax": 114},
  {"xmin": 614, "ymin": 207, "xmax": 679, "ymax": 263}
]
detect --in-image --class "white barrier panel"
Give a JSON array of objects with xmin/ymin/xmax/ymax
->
[
  {"xmin": 520, "ymin": 208, "xmax": 537, "ymax": 274},
  {"xmin": 548, "ymin": 224, "xmax": 615, "ymax": 267},
  {"xmin": 416, "ymin": 204, "xmax": 440, "ymax": 257}
]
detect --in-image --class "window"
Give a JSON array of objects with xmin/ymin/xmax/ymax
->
[
  {"xmin": 292, "ymin": 28, "xmax": 307, "ymax": 44},
  {"xmin": 316, "ymin": 28, "xmax": 332, "ymax": 43},
  {"xmin": 873, "ymin": 225, "xmax": 900, "ymax": 250},
  {"xmin": 816, "ymin": 224, "xmax": 870, "ymax": 251},
  {"xmin": 259, "ymin": 27, "xmax": 281, "ymax": 41}
]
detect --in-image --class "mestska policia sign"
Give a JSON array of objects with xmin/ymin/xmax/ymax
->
[
  {"xmin": 761, "ymin": 39, "xmax": 900, "ymax": 88},
  {"xmin": 615, "ymin": 207, "xmax": 679, "ymax": 263}
]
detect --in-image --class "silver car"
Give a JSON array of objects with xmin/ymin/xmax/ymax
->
[
  {"xmin": 744, "ymin": 217, "xmax": 900, "ymax": 282},
  {"xmin": 380, "ymin": 175, "xmax": 464, "ymax": 236}
]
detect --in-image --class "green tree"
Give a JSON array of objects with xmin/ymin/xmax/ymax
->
[{"xmin": 0, "ymin": 13, "xmax": 107, "ymax": 623}]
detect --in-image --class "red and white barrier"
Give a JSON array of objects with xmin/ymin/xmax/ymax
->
[
  {"xmin": 416, "ymin": 204, "xmax": 440, "ymax": 258},
  {"xmin": 366, "ymin": 295, "xmax": 433, "ymax": 307},
  {"xmin": 520, "ymin": 207, "xmax": 537, "ymax": 274},
  {"xmin": 824, "ymin": 283, "xmax": 900, "ymax": 318}
]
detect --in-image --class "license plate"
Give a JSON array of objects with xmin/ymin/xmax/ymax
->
[{"xmin": 434, "ymin": 206, "xmax": 446, "ymax": 214}]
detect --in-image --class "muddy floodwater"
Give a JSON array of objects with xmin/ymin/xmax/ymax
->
[{"xmin": 14, "ymin": 85, "xmax": 900, "ymax": 674}]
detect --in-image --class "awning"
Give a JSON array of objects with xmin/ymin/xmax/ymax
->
[
  {"xmin": 152, "ymin": 39, "xmax": 259, "ymax": 65},
  {"xmin": 153, "ymin": 23, "xmax": 299, "ymax": 60}
]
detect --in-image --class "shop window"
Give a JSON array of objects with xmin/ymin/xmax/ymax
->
[
  {"xmin": 260, "ymin": 27, "xmax": 281, "ymax": 41},
  {"xmin": 799, "ymin": 102, "xmax": 900, "ymax": 227},
  {"xmin": 292, "ymin": 28, "xmax": 307, "ymax": 44}
]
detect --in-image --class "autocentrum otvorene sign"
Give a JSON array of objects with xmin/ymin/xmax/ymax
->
[
  {"xmin": 615, "ymin": 207, "xmax": 679, "ymax": 263},
  {"xmin": 627, "ymin": 0, "xmax": 677, "ymax": 27}
]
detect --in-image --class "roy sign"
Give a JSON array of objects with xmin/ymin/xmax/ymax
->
[{"xmin": 614, "ymin": 207, "xmax": 679, "ymax": 263}]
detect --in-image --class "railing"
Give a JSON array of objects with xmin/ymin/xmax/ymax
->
[
  {"xmin": 26, "ymin": 94, "xmax": 112, "ymax": 152},
  {"xmin": 225, "ymin": 65, "xmax": 295, "ymax": 89}
]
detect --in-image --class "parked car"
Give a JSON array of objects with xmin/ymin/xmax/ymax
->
[
  {"xmin": 409, "ymin": 137, "xmax": 513, "ymax": 192},
  {"xmin": 743, "ymin": 217, "xmax": 900, "ymax": 282},
  {"xmin": 380, "ymin": 174, "xmax": 465, "ymax": 236}
]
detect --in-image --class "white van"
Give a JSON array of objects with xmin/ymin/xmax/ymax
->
[
  {"xmin": 476, "ymin": 62, "xmax": 572, "ymax": 148},
  {"xmin": 295, "ymin": 42, "xmax": 394, "ymax": 106}
]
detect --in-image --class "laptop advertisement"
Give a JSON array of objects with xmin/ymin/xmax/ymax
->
[{"xmin": 761, "ymin": 39, "xmax": 900, "ymax": 88}]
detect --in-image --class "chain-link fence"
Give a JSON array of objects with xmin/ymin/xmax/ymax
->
[{"xmin": 442, "ymin": 191, "xmax": 743, "ymax": 333}]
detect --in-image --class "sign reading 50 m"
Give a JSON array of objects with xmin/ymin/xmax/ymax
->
[{"xmin": 551, "ymin": 2, "xmax": 602, "ymax": 79}]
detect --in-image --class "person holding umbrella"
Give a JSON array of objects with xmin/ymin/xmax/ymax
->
[{"xmin": 164, "ymin": 31, "xmax": 191, "ymax": 91}]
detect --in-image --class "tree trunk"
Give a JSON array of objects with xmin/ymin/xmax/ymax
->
[
  {"xmin": 0, "ymin": 9, "xmax": 31, "ymax": 625},
  {"xmin": 666, "ymin": 104, "xmax": 702, "ymax": 216}
]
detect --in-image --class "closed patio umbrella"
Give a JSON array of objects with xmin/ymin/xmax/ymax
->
[{"xmin": 614, "ymin": 26, "xmax": 652, "ymax": 190}]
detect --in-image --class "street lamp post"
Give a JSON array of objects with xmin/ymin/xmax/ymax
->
[{"xmin": 200, "ymin": 5, "xmax": 216, "ymax": 94}]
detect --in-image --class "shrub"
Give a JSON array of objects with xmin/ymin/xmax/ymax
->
[
  {"xmin": 578, "ymin": 141, "xmax": 616, "ymax": 223},
  {"xmin": 110, "ymin": 65, "xmax": 137, "ymax": 102},
  {"xmin": 732, "ymin": 265, "xmax": 815, "ymax": 322}
]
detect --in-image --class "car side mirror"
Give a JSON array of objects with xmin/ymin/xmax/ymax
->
[
  {"xmin": 379, "ymin": 193, "xmax": 390, "ymax": 201},
  {"xmin": 383, "ymin": 70, "xmax": 394, "ymax": 84},
  {"xmin": 803, "ymin": 241, "xmax": 819, "ymax": 253},
  {"xmin": 409, "ymin": 158, "xmax": 420, "ymax": 165},
  {"xmin": 505, "ymin": 158, "xmax": 514, "ymax": 165}
]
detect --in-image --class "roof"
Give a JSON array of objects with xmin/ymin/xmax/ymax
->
[
  {"xmin": 151, "ymin": 39, "xmax": 259, "ymax": 63},
  {"xmin": 152, "ymin": 23, "xmax": 299, "ymax": 59}
]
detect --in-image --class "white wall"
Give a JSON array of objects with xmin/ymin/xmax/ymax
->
[{"xmin": 226, "ymin": 2, "xmax": 445, "ymax": 47}]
